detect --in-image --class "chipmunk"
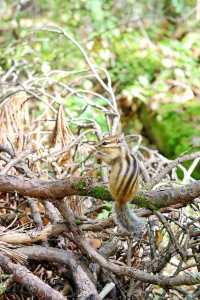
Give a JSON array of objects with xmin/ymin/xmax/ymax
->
[{"xmin": 95, "ymin": 134, "xmax": 146, "ymax": 238}]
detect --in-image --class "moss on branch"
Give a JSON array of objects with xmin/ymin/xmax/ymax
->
[{"xmin": 0, "ymin": 175, "xmax": 199, "ymax": 210}]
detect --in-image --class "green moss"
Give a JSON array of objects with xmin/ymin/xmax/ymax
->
[
  {"xmin": 72, "ymin": 180, "xmax": 112, "ymax": 201},
  {"xmin": 134, "ymin": 194, "xmax": 159, "ymax": 210},
  {"xmin": 89, "ymin": 186, "xmax": 112, "ymax": 201},
  {"xmin": 72, "ymin": 180, "xmax": 87, "ymax": 193},
  {"xmin": 75, "ymin": 218, "xmax": 81, "ymax": 225}
]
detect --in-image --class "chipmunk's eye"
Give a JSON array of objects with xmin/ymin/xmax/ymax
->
[{"xmin": 101, "ymin": 141, "xmax": 108, "ymax": 146}]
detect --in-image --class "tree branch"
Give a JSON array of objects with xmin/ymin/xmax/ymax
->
[
  {"xmin": 0, "ymin": 175, "xmax": 199, "ymax": 210},
  {"xmin": 0, "ymin": 254, "xmax": 67, "ymax": 300}
]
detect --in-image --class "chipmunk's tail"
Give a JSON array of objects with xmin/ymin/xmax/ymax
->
[{"xmin": 113, "ymin": 202, "xmax": 146, "ymax": 238}]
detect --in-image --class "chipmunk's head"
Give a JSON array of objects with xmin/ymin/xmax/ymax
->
[{"xmin": 95, "ymin": 134, "xmax": 127, "ymax": 164}]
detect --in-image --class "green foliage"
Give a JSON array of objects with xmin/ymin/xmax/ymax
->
[
  {"xmin": 142, "ymin": 100, "xmax": 200, "ymax": 158},
  {"xmin": 65, "ymin": 96, "xmax": 108, "ymax": 132},
  {"xmin": 0, "ymin": 284, "xmax": 6, "ymax": 296},
  {"xmin": 1, "ymin": 0, "xmax": 199, "ymax": 159},
  {"xmin": 110, "ymin": 32, "xmax": 162, "ymax": 90},
  {"xmin": 97, "ymin": 201, "xmax": 112, "ymax": 220}
]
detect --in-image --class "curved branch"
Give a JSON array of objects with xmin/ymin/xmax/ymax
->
[{"xmin": 18, "ymin": 246, "xmax": 99, "ymax": 300}]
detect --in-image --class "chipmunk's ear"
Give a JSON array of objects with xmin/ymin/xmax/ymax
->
[{"xmin": 118, "ymin": 133, "xmax": 125, "ymax": 143}]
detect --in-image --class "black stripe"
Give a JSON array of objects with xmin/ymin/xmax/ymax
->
[
  {"xmin": 126, "ymin": 171, "xmax": 138, "ymax": 200},
  {"xmin": 123, "ymin": 154, "xmax": 136, "ymax": 193},
  {"xmin": 115, "ymin": 158, "xmax": 123, "ymax": 194},
  {"xmin": 116, "ymin": 158, "xmax": 122, "ymax": 182},
  {"xmin": 118, "ymin": 153, "xmax": 132, "ymax": 199},
  {"xmin": 123, "ymin": 155, "xmax": 139, "ymax": 200}
]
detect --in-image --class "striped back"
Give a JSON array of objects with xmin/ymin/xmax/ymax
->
[{"xmin": 96, "ymin": 134, "xmax": 139, "ymax": 205}]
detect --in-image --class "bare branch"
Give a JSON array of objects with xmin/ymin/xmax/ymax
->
[{"xmin": 150, "ymin": 151, "xmax": 200, "ymax": 188}]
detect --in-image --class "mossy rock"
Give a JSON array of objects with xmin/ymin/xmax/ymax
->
[{"xmin": 141, "ymin": 100, "xmax": 200, "ymax": 178}]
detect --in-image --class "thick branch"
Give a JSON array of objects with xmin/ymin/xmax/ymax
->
[
  {"xmin": 0, "ymin": 175, "xmax": 199, "ymax": 210},
  {"xmin": 134, "ymin": 183, "xmax": 200, "ymax": 209},
  {"xmin": 0, "ymin": 224, "xmax": 67, "ymax": 244},
  {"xmin": 0, "ymin": 254, "xmax": 67, "ymax": 300}
]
